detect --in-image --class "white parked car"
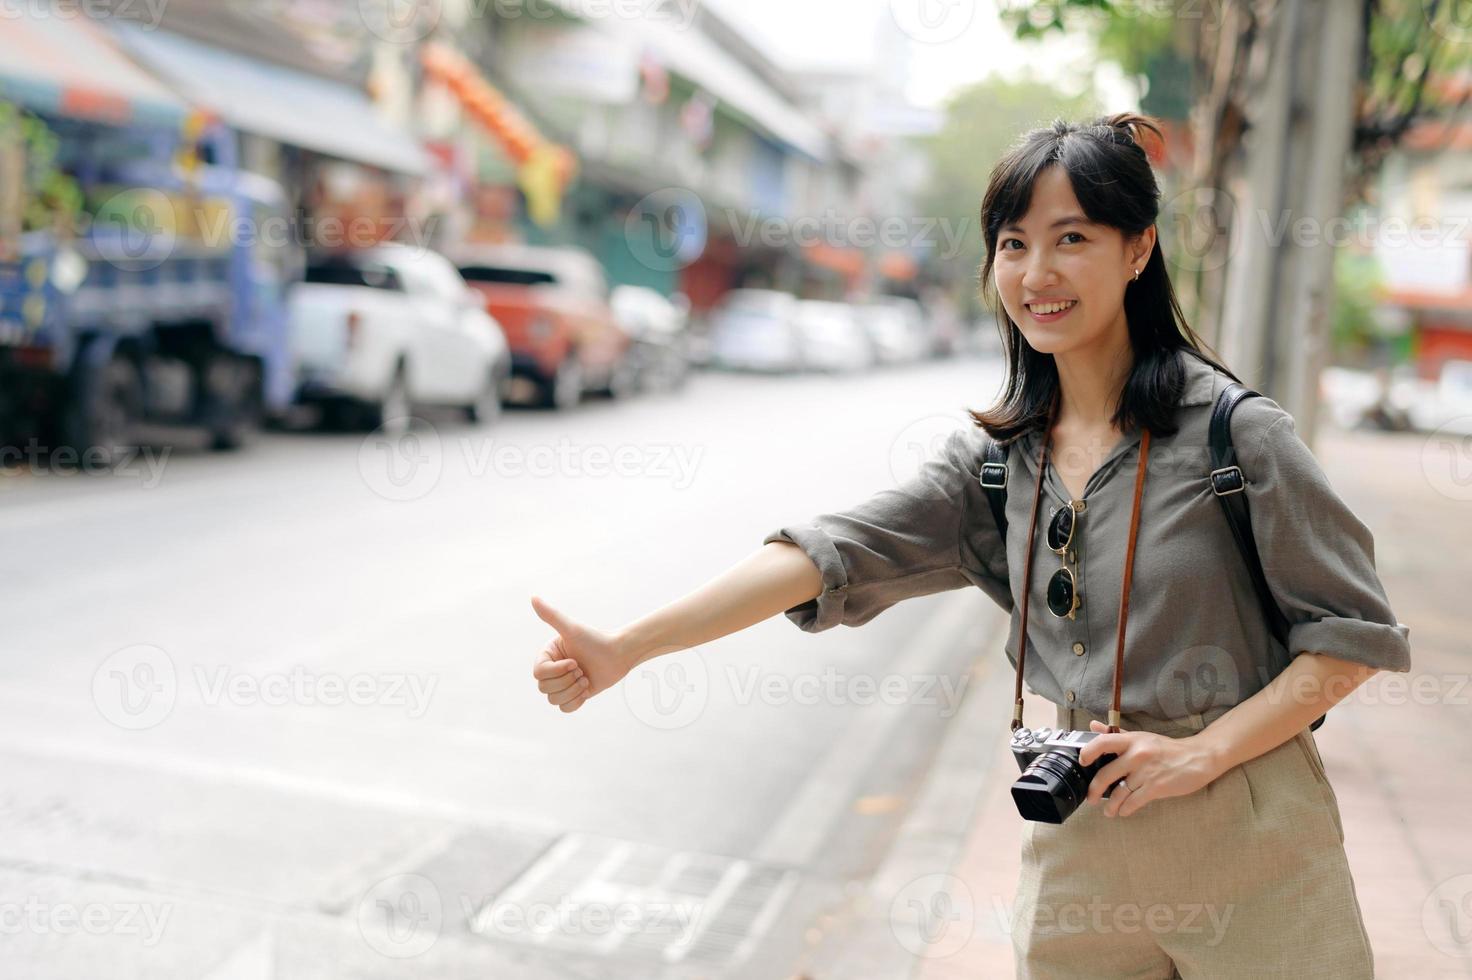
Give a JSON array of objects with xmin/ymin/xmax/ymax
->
[
  {"xmin": 860, "ymin": 298, "xmax": 930, "ymax": 365},
  {"xmin": 610, "ymin": 284, "xmax": 691, "ymax": 392},
  {"xmin": 288, "ymin": 244, "xmax": 511, "ymax": 430},
  {"xmin": 706, "ymin": 289, "xmax": 802, "ymax": 372},
  {"xmin": 1319, "ymin": 366, "xmax": 1391, "ymax": 430},
  {"xmin": 1407, "ymin": 359, "xmax": 1472, "ymax": 434},
  {"xmin": 794, "ymin": 300, "xmax": 874, "ymax": 373}
]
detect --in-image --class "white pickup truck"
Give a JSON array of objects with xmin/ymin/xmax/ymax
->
[{"xmin": 288, "ymin": 243, "xmax": 511, "ymax": 430}]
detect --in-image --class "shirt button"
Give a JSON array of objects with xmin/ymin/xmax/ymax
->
[
  {"xmin": 1072, "ymin": 642, "xmax": 1085, "ymax": 656},
  {"xmin": 1066, "ymin": 690, "xmax": 1076, "ymax": 703},
  {"xmin": 1074, "ymin": 500, "xmax": 1087, "ymax": 513}
]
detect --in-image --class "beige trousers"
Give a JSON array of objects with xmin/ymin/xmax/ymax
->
[{"xmin": 1010, "ymin": 703, "xmax": 1374, "ymax": 979}]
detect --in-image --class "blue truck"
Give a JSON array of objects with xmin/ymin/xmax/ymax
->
[{"xmin": 0, "ymin": 109, "xmax": 297, "ymax": 465}]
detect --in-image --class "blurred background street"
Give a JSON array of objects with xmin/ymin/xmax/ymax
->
[
  {"xmin": 1, "ymin": 357, "xmax": 1012, "ymax": 978},
  {"xmin": 2, "ymin": 0, "xmax": 1471, "ymax": 976}
]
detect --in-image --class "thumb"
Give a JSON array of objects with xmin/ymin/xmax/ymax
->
[
  {"xmin": 1089, "ymin": 720, "xmax": 1108, "ymax": 732},
  {"xmin": 530, "ymin": 595, "xmax": 575, "ymax": 637}
]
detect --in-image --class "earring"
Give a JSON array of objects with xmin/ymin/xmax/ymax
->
[{"xmin": 1133, "ymin": 268, "xmax": 1141, "ymax": 281}]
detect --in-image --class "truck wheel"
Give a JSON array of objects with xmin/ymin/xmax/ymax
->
[
  {"xmin": 64, "ymin": 353, "xmax": 141, "ymax": 469},
  {"xmin": 321, "ymin": 399, "xmax": 359, "ymax": 432},
  {"xmin": 361, "ymin": 364, "xmax": 411, "ymax": 434},
  {"xmin": 464, "ymin": 370, "xmax": 504, "ymax": 425},
  {"xmin": 207, "ymin": 356, "xmax": 262, "ymax": 451},
  {"xmin": 539, "ymin": 355, "xmax": 582, "ymax": 411},
  {"xmin": 604, "ymin": 356, "xmax": 639, "ymax": 401}
]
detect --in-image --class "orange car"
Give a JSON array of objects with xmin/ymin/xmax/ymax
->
[{"xmin": 452, "ymin": 244, "xmax": 634, "ymax": 409}]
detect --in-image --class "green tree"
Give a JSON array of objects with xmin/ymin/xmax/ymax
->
[
  {"xmin": 1000, "ymin": 0, "xmax": 1472, "ymax": 195},
  {"xmin": 1002, "ymin": 0, "xmax": 1190, "ymax": 119}
]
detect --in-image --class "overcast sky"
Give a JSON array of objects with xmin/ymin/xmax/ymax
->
[{"xmin": 702, "ymin": 0, "xmax": 1137, "ymax": 110}]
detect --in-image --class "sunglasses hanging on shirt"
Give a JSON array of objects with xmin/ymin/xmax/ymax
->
[{"xmin": 1046, "ymin": 500, "xmax": 1082, "ymax": 619}]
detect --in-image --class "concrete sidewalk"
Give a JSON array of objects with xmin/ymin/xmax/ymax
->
[{"xmin": 903, "ymin": 424, "xmax": 1471, "ymax": 979}]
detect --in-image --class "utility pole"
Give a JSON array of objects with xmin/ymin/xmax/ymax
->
[{"xmin": 1216, "ymin": 0, "xmax": 1363, "ymax": 450}]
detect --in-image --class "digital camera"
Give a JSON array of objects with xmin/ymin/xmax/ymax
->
[{"xmin": 1010, "ymin": 726, "xmax": 1118, "ymax": 824}]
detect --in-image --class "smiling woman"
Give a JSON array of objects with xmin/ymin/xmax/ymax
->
[
  {"xmin": 531, "ymin": 112, "xmax": 1407, "ymax": 980},
  {"xmin": 965, "ymin": 113, "xmax": 1395, "ymax": 979},
  {"xmin": 972, "ymin": 115, "xmax": 1218, "ymax": 450}
]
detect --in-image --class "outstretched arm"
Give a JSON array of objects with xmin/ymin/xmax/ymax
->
[
  {"xmin": 618, "ymin": 541, "xmax": 823, "ymax": 664},
  {"xmin": 530, "ymin": 541, "xmax": 822, "ymax": 713}
]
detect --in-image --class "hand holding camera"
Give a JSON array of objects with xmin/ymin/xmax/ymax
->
[{"xmin": 1010, "ymin": 726, "xmax": 1120, "ymax": 823}]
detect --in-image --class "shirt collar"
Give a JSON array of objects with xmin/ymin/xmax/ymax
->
[{"xmin": 1012, "ymin": 349, "xmax": 1220, "ymax": 456}]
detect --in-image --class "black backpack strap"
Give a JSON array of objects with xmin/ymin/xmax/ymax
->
[
  {"xmin": 1210, "ymin": 382, "xmax": 1325, "ymax": 732},
  {"xmin": 980, "ymin": 436, "xmax": 1009, "ymax": 542}
]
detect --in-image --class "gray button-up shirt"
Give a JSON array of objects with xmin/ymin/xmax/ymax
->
[{"xmin": 763, "ymin": 350, "xmax": 1412, "ymax": 721}]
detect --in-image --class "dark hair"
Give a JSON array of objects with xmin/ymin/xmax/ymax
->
[{"xmin": 968, "ymin": 112, "xmax": 1242, "ymax": 444}]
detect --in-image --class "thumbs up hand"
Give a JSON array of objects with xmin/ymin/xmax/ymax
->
[{"xmin": 529, "ymin": 595, "xmax": 636, "ymax": 714}]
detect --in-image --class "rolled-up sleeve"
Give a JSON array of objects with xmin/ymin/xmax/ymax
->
[
  {"xmin": 1238, "ymin": 401, "xmax": 1412, "ymax": 672},
  {"xmin": 762, "ymin": 424, "xmax": 1012, "ymax": 632}
]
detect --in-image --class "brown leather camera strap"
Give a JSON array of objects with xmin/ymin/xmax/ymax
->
[{"xmin": 1012, "ymin": 401, "xmax": 1152, "ymax": 735}]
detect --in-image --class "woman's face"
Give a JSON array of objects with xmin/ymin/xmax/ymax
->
[{"xmin": 992, "ymin": 165, "xmax": 1154, "ymax": 357}]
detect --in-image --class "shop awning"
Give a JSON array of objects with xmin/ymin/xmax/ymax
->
[
  {"xmin": 111, "ymin": 23, "xmax": 428, "ymax": 175},
  {"xmin": 0, "ymin": 11, "xmax": 187, "ymax": 127}
]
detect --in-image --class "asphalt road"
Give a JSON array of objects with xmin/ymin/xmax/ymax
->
[{"xmin": 0, "ymin": 354, "xmax": 1014, "ymax": 979}]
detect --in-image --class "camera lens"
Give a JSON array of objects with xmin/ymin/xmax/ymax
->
[{"xmin": 1012, "ymin": 749, "xmax": 1092, "ymax": 824}]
